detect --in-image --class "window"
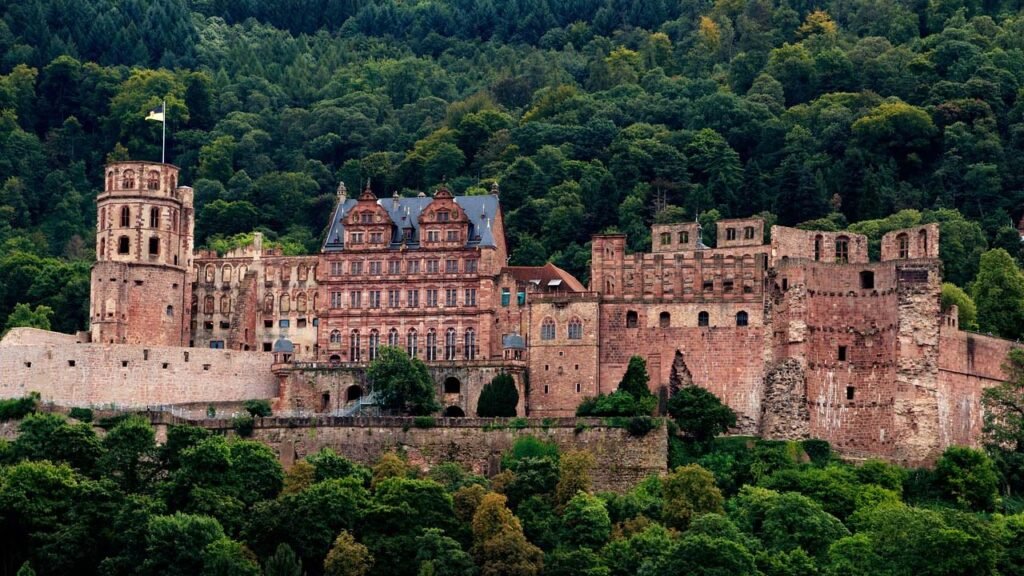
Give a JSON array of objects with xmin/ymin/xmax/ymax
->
[
  {"xmin": 814, "ymin": 235, "xmax": 823, "ymax": 261},
  {"xmin": 426, "ymin": 260, "xmax": 439, "ymax": 274},
  {"xmin": 388, "ymin": 328, "xmax": 399, "ymax": 347},
  {"xmin": 204, "ymin": 296, "xmax": 214, "ymax": 314},
  {"xmin": 209, "ymin": 341, "xmax": 224, "ymax": 349},
  {"xmin": 368, "ymin": 330, "xmax": 379, "ymax": 361},
  {"xmin": 369, "ymin": 290, "xmax": 381, "ymax": 308},
  {"xmin": 464, "ymin": 288, "xmax": 477, "ymax": 307},
  {"xmin": 703, "ymin": 279, "xmax": 714, "ymax": 291},
  {"xmin": 518, "ymin": 291, "xmax": 526, "ymax": 305},
  {"xmin": 501, "ymin": 288, "xmax": 510, "ymax": 307},
  {"xmin": 264, "ymin": 320, "xmax": 273, "ymax": 328},
  {"xmin": 659, "ymin": 312, "xmax": 670, "ymax": 328},
  {"xmin": 370, "ymin": 232, "xmax": 383, "ymax": 243},
  {"xmin": 427, "ymin": 230, "xmax": 440, "ymax": 242},
  {"xmin": 350, "ymin": 331, "xmax": 361, "ymax": 361},
  {"xmin": 388, "ymin": 289, "xmax": 400, "ymax": 308},
  {"xmin": 121, "ymin": 170, "xmax": 135, "ymax": 188},
  {"xmin": 149, "ymin": 207, "xmax": 160, "ymax": 228},
  {"xmin": 726, "ymin": 228, "xmax": 737, "ymax": 241},
  {"xmin": 782, "ymin": 278, "xmax": 789, "ymax": 290},
  {"xmin": 350, "ymin": 291, "xmax": 362, "ymax": 308},
  {"xmin": 897, "ymin": 233, "xmax": 909, "ymax": 259},
  {"xmin": 329, "ymin": 262, "xmax": 342, "ymax": 276},
  {"xmin": 838, "ymin": 345, "xmax": 847, "ymax": 361},
  {"xmin": 296, "ymin": 293, "xmax": 307, "ymax": 312},
  {"xmin": 444, "ymin": 377, "xmax": 460, "ymax": 393},
  {"xmin": 279, "ymin": 319, "xmax": 290, "ymax": 328},
  {"xmin": 426, "ymin": 329, "xmax": 437, "ymax": 361},
  {"xmin": 744, "ymin": 226, "xmax": 755, "ymax": 240},
  {"xmin": 369, "ymin": 261, "xmax": 382, "ymax": 275},
  {"xmin": 120, "ymin": 206, "xmax": 130, "ymax": 227},
  {"xmin": 118, "ymin": 236, "xmax": 130, "ymax": 254},
  {"xmin": 860, "ymin": 271, "xmax": 875, "ymax": 289},
  {"xmin": 426, "ymin": 289, "xmax": 438, "ymax": 307},
  {"xmin": 835, "ymin": 236, "xmax": 849, "ymax": 263},
  {"xmin": 464, "ymin": 329, "xmax": 476, "ymax": 359},
  {"xmin": 407, "ymin": 289, "xmax": 419, "ymax": 308},
  {"xmin": 660, "ymin": 232, "xmax": 671, "ymax": 245},
  {"xmin": 147, "ymin": 171, "xmax": 160, "ymax": 190},
  {"xmin": 407, "ymin": 329, "xmax": 418, "ymax": 357},
  {"xmin": 568, "ymin": 318, "xmax": 583, "ymax": 339},
  {"xmin": 360, "ymin": 212, "xmax": 373, "ymax": 223},
  {"xmin": 222, "ymin": 265, "xmax": 232, "ymax": 283},
  {"xmin": 736, "ymin": 311, "xmax": 748, "ymax": 326},
  {"xmin": 280, "ymin": 294, "xmax": 290, "ymax": 313},
  {"xmin": 445, "ymin": 328, "xmax": 457, "ymax": 360},
  {"xmin": 297, "ymin": 318, "xmax": 307, "ymax": 328},
  {"xmin": 541, "ymin": 319, "xmax": 556, "ymax": 340},
  {"xmin": 388, "ymin": 260, "xmax": 401, "ymax": 274},
  {"xmin": 436, "ymin": 210, "xmax": 450, "ymax": 222},
  {"xmin": 679, "ymin": 231, "xmax": 689, "ymax": 243},
  {"xmin": 626, "ymin": 311, "xmax": 638, "ymax": 328},
  {"xmin": 465, "ymin": 259, "xmax": 478, "ymax": 273},
  {"xmin": 446, "ymin": 230, "xmax": 459, "ymax": 241},
  {"xmin": 445, "ymin": 288, "xmax": 458, "ymax": 307},
  {"xmin": 917, "ymin": 229, "xmax": 928, "ymax": 255},
  {"xmin": 147, "ymin": 235, "xmax": 160, "ymax": 255},
  {"xmin": 350, "ymin": 261, "xmax": 363, "ymax": 275},
  {"xmin": 350, "ymin": 232, "xmax": 363, "ymax": 244},
  {"xmin": 220, "ymin": 296, "xmax": 230, "ymax": 314},
  {"xmin": 330, "ymin": 291, "xmax": 343, "ymax": 308},
  {"xmin": 846, "ymin": 386, "xmax": 855, "ymax": 400},
  {"xmin": 698, "ymin": 311, "xmax": 710, "ymax": 327},
  {"xmin": 408, "ymin": 260, "xmax": 420, "ymax": 274},
  {"xmin": 263, "ymin": 294, "xmax": 274, "ymax": 313},
  {"xmin": 206, "ymin": 265, "xmax": 215, "ymax": 283},
  {"xmin": 329, "ymin": 329, "xmax": 342, "ymax": 344},
  {"xmin": 445, "ymin": 259, "xmax": 458, "ymax": 273},
  {"xmin": 263, "ymin": 342, "xmax": 272, "ymax": 352},
  {"xmin": 166, "ymin": 305, "xmax": 174, "ymax": 317},
  {"xmin": 723, "ymin": 280, "xmax": 734, "ymax": 292}
]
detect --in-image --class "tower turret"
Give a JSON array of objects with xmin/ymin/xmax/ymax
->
[{"xmin": 90, "ymin": 161, "xmax": 194, "ymax": 346}]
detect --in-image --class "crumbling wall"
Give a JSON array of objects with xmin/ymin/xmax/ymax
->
[{"xmin": 760, "ymin": 358, "xmax": 810, "ymax": 439}]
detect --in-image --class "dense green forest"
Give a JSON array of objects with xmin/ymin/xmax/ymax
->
[{"xmin": 2, "ymin": 0, "xmax": 1024, "ymax": 334}]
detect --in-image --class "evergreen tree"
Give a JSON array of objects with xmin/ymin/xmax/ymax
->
[
  {"xmin": 476, "ymin": 373, "xmax": 519, "ymax": 417},
  {"xmin": 618, "ymin": 356, "xmax": 653, "ymax": 400},
  {"xmin": 971, "ymin": 249, "xmax": 1024, "ymax": 339}
]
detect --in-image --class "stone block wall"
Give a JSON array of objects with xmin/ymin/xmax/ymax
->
[
  {"xmin": 937, "ymin": 327, "xmax": 1015, "ymax": 449},
  {"xmin": 527, "ymin": 296, "xmax": 601, "ymax": 416},
  {"xmin": 880, "ymin": 223, "xmax": 940, "ymax": 261},
  {"xmin": 770, "ymin": 226, "xmax": 869, "ymax": 266}
]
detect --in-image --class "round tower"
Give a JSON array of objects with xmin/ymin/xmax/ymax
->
[{"xmin": 90, "ymin": 161, "xmax": 194, "ymax": 346}]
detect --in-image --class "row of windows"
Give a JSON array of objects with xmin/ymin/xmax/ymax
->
[
  {"xmin": 102, "ymin": 236, "xmax": 162, "ymax": 257},
  {"xmin": 199, "ymin": 263, "xmax": 313, "ymax": 285},
  {"xmin": 328, "ymin": 258, "xmax": 478, "ymax": 276},
  {"xmin": 101, "ymin": 206, "xmax": 179, "ymax": 232},
  {"xmin": 622, "ymin": 310, "xmax": 750, "ymax": 328},
  {"xmin": 106, "ymin": 169, "xmax": 170, "ymax": 191},
  {"xmin": 329, "ymin": 289, "xmax": 476, "ymax": 309},
  {"xmin": 347, "ymin": 228, "xmax": 462, "ymax": 245},
  {"xmin": 540, "ymin": 318, "xmax": 584, "ymax": 340},
  {"xmin": 328, "ymin": 327, "xmax": 477, "ymax": 361}
]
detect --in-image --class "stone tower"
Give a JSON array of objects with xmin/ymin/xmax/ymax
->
[{"xmin": 90, "ymin": 161, "xmax": 194, "ymax": 346}]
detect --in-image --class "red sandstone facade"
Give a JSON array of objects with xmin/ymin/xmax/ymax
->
[{"xmin": 0, "ymin": 161, "xmax": 1014, "ymax": 464}]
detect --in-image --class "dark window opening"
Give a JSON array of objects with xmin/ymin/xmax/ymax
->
[
  {"xmin": 835, "ymin": 237, "xmax": 849, "ymax": 263},
  {"xmin": 813, "ymin": 235, "xmax": 823, "ymax": 261},
  {"xmin": 219, "ymin": 321, "xmax": 230, "ymax": 329},
  {"xmin": 846, "ymin": 386, "xmax": 855, "ymax": 400},
  {"xmin": 726, "ymin": 228, "xmax": 737, "ymax": 241},
  {"xmin": 320, "ymin": 392, "xmax": 331, "ymax": 412},
  {"xmin": 166, "ymin": 305, "xmax": 173, "ymax": 316},
  {"xmin": 68, "ymin": 360, "xmax": 76, "ymax": 367},
  {"xmin": 860, "ymin": 271, "xmax": 875, "ymax": 290},
  {"xmin": 723, "ymin": 280, "xmax": 734, "ymax": 292},
  {"xmin": 659, "ymin": 311, "xmax": 671, "ymax": 328},
  {"xmin": 703, "ymin": 280, "xmax": 714, "ymax": 291},
  {"xmin": 626, "ymin": 310, "xmax": 638, "ymax": 328},
  {"xmin": 444, "ymin": 377, "xmax": 461, "ymax": 394},
  {"xmin": 148, "ymin": 237, "xmax": 159, "ymax": 256},
  {"xmin": 347, "ymin": 385, "xmax": 362, "ymax": 402},
  {"xmin": 263, "ymin": 342, "xmax": 272, "ymax": 352},
  {"xmin": 698, "ymin": 311, "xmax": 710, "ymax": 327},
  {"xmin": 118, "ymin": 236, "xmax": 130, "ymax": 254},
  {"xmin": 782, "ymin": 278, "xmax": 789, "ymax": 290},
  {"xmin": 444, "ymin": 406, "xmax": 465, "ymax": 417},
  {"xmin": 203, "ymin": 321, "xmax": 213, "ymax": 330},
  {"xmin": 162, "ymin": 363, "xmax": 169, "ymax": 369},
  {"xmin": 838, "ymin": 346, "xmax": 847, "ymax": 361},
  {"xmin": 121, "ymin": 360, "xmax": 129, "ymax": 367},
  {"xmin": 897, "ymin": 233, "xmax": 909, "ymax": 259},
  {"xmin": 736, "ymin": 311, "xmax": 749, "ymax": 326},
  {"xmin": 297, "ymin": 318, "xmax": 307, "ymax": 328},
  {"xmin": 264, "ymin": 320, "xmax": 273, "ymax": 328},
  {"xmin": 744, "ymin": 226, "xmax": 755, "ymax": 240}
]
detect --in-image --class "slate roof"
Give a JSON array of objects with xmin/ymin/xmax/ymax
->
[{"xmin": 322, "ymin": 194, "xmax": 500, "ymax": 252}]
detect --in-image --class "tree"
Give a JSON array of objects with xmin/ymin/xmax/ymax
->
[
  {"xmin": 667, "ymin": 386, "xmax": 737, "ymax": 444},
  {"xmin": 3, "ymin": 303, "xmax": 53, "ymax": 334},
  {"xmin": 414, "ymin": 528, "xmax": 476, "ymax": 576},
  {"xmin": 263, "ymin": 543, "xmax": 303, "ymax": 576},
  {"xmin": 324, "ymin": 531, "xmax": 372, "ymax": 576},
  {"xmin": 366, "ymin": 346, "xmax": 440, "ymax": 415},
  {"xmin": 941, "ymin": 283, "xmax": 979, "ymax": 330},
  {"xmin": 99, "ymin": 415, "xmax": 157, "ymax": 492},
  {"xmin": 477, "ymin": 373, "xmax": 519, "ymax": 417},
  {"xmin": 661, "ymin": 465, "xmax": 724, "ymax": 530},
  {"xmin": 971, "ymin": 249, "xmax": 1024, "ymax": 339},
  {"xmin": 560, "ymin": 492, "xmax": 611, "ymax": 549},
  {"xmin": 471, "ymin": 493, "xmax": 544, "ymax": 576},
  {"xmin": 141, "ymin": 513, "xmax": 227, "ymax": 576},
  {"xmin": 555, "ymin": 450, "xmax": 594, "ymax": 507},
  {"xmin": 618, "ymin": 356, "xmax": 653, "ymax": 400},
  {"xmin": 934, "ymin": 446, "xmax": 1000, "ymax": 511},
  {"xmin": 201, "ymin": 538, "xmax": 261, "ymax": 576},
  {"xmin": 982, "ymin": 348, "xmax": 1024, "ymax": 494}
]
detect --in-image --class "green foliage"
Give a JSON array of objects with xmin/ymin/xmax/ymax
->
[
  {"xmin": 306, "ymin": 447, "xmax": 371, "ymax": 485},
  {"xmin": 243, "ymin": 400, "xmax": 272, "ymax": 418},
  {"xmin": 502, "ymin": 436, "xmax": 560, "ymax": 470},
  {"xmin": 941, "ymin": 283, "xmax": 979, "ymax": 330},
  {"xmin": 576, "ymin": 390, "xmax": 657, "ymax": 417},
  {"xmin": 617, "ymin": 356, "xmax": 653, "ymax": 400},
  {"xmin": 232, "ymin": 415, "xmax": 255, "ymax": 437},
  {"xmin": 2, "ymin": 303, "xmax": 53, "ymax": 333},
  {"xmin": 626, "ymin": 416, "xmax": 657, "ymax": 437},
  {"xmin": 477, "ymin": 373, "xmax": 519, "ymax": 417},
  {"xmin": 662, "ymin": 464, "xmax": 724, "ymax": 530},
  {"xmin": 934, "ymin": 446, "xmax": 1000, "ymax": 511},
  {"xmin": 561, "ymin": 491, "xmax": 611, "ymax": 548},
  {"xmin": 263, "ymin": 543, "xmax": 303, "ymax": 576},
  {"xmin": 971, "ymin": 249, "xmax": 1024, "ymax": 339},
  {"xmin": 0, "ymin": 392, "xmax": 39, "ymax": 421},
  {"xmin": 668, "ymin": 386, "xmax": 738, "ymax": 444},
  {"xmin": 414, "ymin": 416, "xmax": 437, "ymax": 429},
  {"xmin": 323, "ymin": 531, "xmax": 372, "ymax": 576},
  {"xmin": 366, "ymin": 346, "xmax": 440, "ymax": 416},
  {"xmin": 68, "ymin": 407, "xmax": 93, "ymax": 422}
]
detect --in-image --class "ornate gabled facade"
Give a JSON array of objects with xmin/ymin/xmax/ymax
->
[{"xmin": 0, "ymin": 160, "xmax": 1019, "ymax": 465}]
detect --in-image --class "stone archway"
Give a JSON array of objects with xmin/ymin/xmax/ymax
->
[
  {"xmin": 346, "ymin": 385, "xmax": 362, "ymax": 402},
  {"xmin": 444, "ymin": 405, "xmax": 465, "ymax": 417},
  {"xmin": 443, "ymin": 376, "xmax": 461, "ymax": 394}
]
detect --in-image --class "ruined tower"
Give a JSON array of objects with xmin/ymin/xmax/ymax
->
[{"xmin": 90, "ymin": 161, "xmax": 194, "ymax": 346}]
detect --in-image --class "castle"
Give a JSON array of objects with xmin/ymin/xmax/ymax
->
[{"xmin": 0, "ymin": 160, "xmax": 1016, "ymax": 465}]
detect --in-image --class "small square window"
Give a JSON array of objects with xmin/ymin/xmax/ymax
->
[
  {"xmin": 279, "ymin": 319, "xmax": 290, "ymax": 328},
  {"xmin": 219, "ymin": 321, "xmax": 230, "ymax": 329},
  {"xmin": 204, "ymin": 321, "xmax": 214, "ymax": 330},
  {"xmin": 121, "ymin": 360, "xmax": 129, "ymax": 367},
  {"xmin": 23, "ymin": 362, "xmax": 31, "ymax": 368},
  {"xmin": 297, "ymin": 318, "xmax": 307, "ymax": 328},
  {"xmin": 263, "ymin": 342, "xmax": 272, "ymax": 352},
  {"xmin": 264, "ymin": 320, "xmax": 273, "ymax": 328},
  {"xmin": 703, "ymin": 280, "xmax": 714, "ymax": 291},
  {"xmin": 68, "ymin": 360, "xmax": 76, "ymax": 367},
  {"xmin": 202, "ymin": 364, "xmax": 211, "ymax": 371},
  {"xmin": 162, "ymin": 363, "xmax": 169, "ymax": 369}
]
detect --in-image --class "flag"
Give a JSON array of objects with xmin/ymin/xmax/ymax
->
[{"xmin": 145, "ymin": 103, "xmax": 165, "ymax": 122}]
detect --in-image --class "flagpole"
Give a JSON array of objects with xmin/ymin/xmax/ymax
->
[{"xmin": 161, "ymin": 99, "xmax": 166, "ymax": 164}]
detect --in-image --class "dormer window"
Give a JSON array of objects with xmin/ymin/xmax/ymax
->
[
  {"xmin": 360, "ymin": 212, "xmax": 373, "ymax": 224},
  {"xmin": 437, "ymin": 210, "xmax": 450, "ymax": 222}
]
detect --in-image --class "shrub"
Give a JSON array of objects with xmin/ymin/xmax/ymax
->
[
  {"xmin": 232, "ymin": 415, "xmax": 255, "ymax": 437},
  {"xmin": 68, "ymin": 407, "xmax": 93, "ymax": 422},
  {"xmin": 801, "ymin": 439, "xmax": 832, "ymax": 465},
  {"xmin": 576, "ymin": 390, "xmax": 656, "ymax": 417},
  {"xmin": 413, "ymin": 416, "xmax": 436, "ymax": 428},
  {"xmin": 668, "ymin": 386, "xmax": 737, "ymax": 443},
  {"xmin": 477, "ymin": 373, "xmax": 519, "ymax": 417},
  {"xmin": 243, "ymin": 399, "xmax": 272, "ymax": 418},
  {"xmin": 503, "ymin": 435, "xmax": 559, "ymax": 469},
  {"xmin": 0, "ymin": 392, "xmax": 39, "ymax": 421},
  {"xmin": 627, "ymin": 416, "xmax": 657, "ymax": 437}
]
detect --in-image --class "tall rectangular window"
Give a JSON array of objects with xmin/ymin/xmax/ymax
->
[
  {"xmin": 388, "ymin": 260, "xmax": 401, "ymax": 274},
  {"xmin": 350, "ymin": 261, "xmax": 363, "ymax": 275},
  {"xmin": 350, "ymin": 291, "xmax": 362, "ymax": 308},
  {"xmin": 426, "ymin": 260, "xmax": 439, "ymax": 274},
  {"xmin": 407, "ymin": 289, "xmax": 419, "ymax": 308},
  {"xmin": 445, "ymin": 259, "xmax": 458, "ymax": 273},
  {"xmin": 408, "ymin": 260, "xmax": 420, "ymax": 274},
  {"xmin": 426, "ymin": 289, "xmax": 438, "ymax": 307},
  {"xmin": 388, "ymin": 289, "xmax": 400, "ymax": 308},
  {"xmin": 368, "ymin": 290, "xmax": 381, "ymax": 308},
  {"xmin": 330, "ymin": 262, "xmax": 343, "ymax": 276},
  {"xmin": 330, "ymin": 291, "xmax": 343, "ymax": 308},
  {"xmin": 501, "ymin": 288, "xmax": 510, "ymax": 307},
  {"xmin": 369, "ymin": 261, "xmax": 382, "ymax": 275},
  {"xmin": 465, "ymin": 259, "xmax": 478, "ymax": 273},
  {"xmin": 445, "ymin": 288, "xmax": 458, "ymax": 307},
  {"xmin": 464, "ymin": 288, "xmax": 477, "ymax": 307}
]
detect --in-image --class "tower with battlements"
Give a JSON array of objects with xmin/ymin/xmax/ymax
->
[{"xmin": 90, "ymin": 161, "xmax": 194, "ymax": 346}]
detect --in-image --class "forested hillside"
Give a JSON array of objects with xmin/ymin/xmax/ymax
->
[{"xmin": 2, "ymin": 0, "xmax": 1024, "ymax": 334}]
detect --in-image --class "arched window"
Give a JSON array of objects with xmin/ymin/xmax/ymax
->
[
  {"xmin": 100, "ymin": 207, "xmax": 106, "ymax": 229},
  {"xmin": 147, "ymin": 171, "xmax": 160, "ymax": 190},
  {"xmin": 191, "ymin": 296, "xmax": 198, "ymax": 313},
  {"xmin": 659, "ymin": 311, "xmax": 671, "ymax": 328},
  {"xmin": 117, "ymin": 236, "xmax": 130, "ymax": 254},
  {"xmin": 329, "ymin": 329, "xmax": 342, "ymax": 344},
  {"xmin": 698, "ymin": 311, "xmax": 710, "ymax": 327},
  {"xmin": 205, "ymin": 265, "xmax": 215, "ymax": 283},
  {"xmin": 835, "ymin": 236, "xmax": 849, "ymax": 263},
  {"xmin": 368, "ymin": 330, "xmax": 379, "ymax": 361},
  {"xmin": 626, "ymin": 310, "xmax": 638, "ymax": 328},
  {"xmin": 567, "ymin": 318, "xmax": 583, "ymax": 340},
  {"xmin": 106, "ymin": 171, "xmax": 113, "ymax": 191},
  {"xmin": 918, "ymin": 229, "xmax": 928, "ymax": 255},
  {"xmin": 220, "ymin": 296, "xmax": 230, "ymax": 315},
  {"xmin": 541, "ymin": 318, "xmax": 556, "ymax": 340},
  {"xmin": 99, "ymin": 238, "xmax": 106, "ymax": 257},
  {"xmin": 407, "ymin": 329, "xmax": 418, "ymax": 358},
  {"xmin": 444, "ymin": 376, "xmax": 461, "ymax": 393},
  {"xmin": 120, "ymin": 206, "xmax": 130, "ymax": 227},
  {"xmin": 445, "ymin": 328, "xmax": 457, "ymax": 360},
  {"xmin": 121, "ymin": 170, "xmax": 135, "ymax": 189},
  {"xmin": 296, "ymin": 293, "xmax": 307, "ymax": 312},
  {"xmin": 736, "ymin": 311, "xmax": 749, "ymax": 327},
  {"xmin": 280, "ymin": 293, "xmax": 290, "ymax": 313},
  {"xmin": 426, "ymin": 329, "xmax": 437, "ymax": 361},
  {"xmin": 263, "ymin": 295, "xmax": 274, "ymax": 314},
  {"xmin": 312, "ymin": 292, "xmax": 319, "ymax": 310},
  {"xmin": 204, "ymin": 295, "xmax": 214, "ymax": 315},
  {"xmin": 222, "ymin": 265, "xmax": 232, "ymax": 283},
  {"xmin": 464, "ymin": 328, "xmax": 476, "ymax": 360},
  {"xmin": 388, "ymin": 327, "xmax": 399, "ymax": 347},
  {"xmin": 813, "ymin": 235, "xmax": 823, "ymax": 261},
  {"xmin": 149, "ymin": 207, "xmax": 160, "ymax": 228},
  {"xmin": 897, "ymin": 233, "xmax": 909, "ymax": 258},
  {"xmin": 350, "ymin": 330, "xmax": 361, "ymax": 361}
]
